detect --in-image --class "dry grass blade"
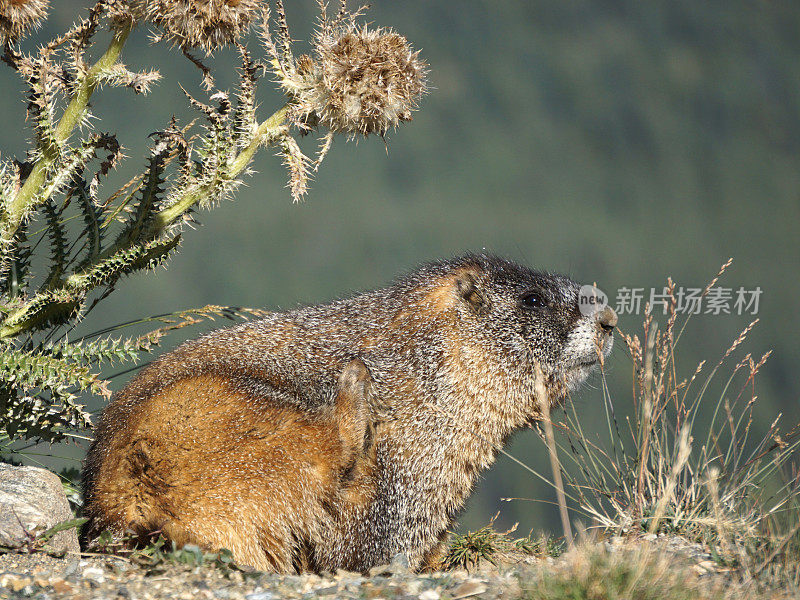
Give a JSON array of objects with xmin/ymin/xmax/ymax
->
[
  {"xmin": 536, "ymin": 362, "xmax": 573, "ymax": 545},
  {"xmin": 636, "ymin": 324, "xmax": 657, "ymax": 516},
  {"xmin": 647, "ymin": 425, "xmax": 691, "ymax": 533}
]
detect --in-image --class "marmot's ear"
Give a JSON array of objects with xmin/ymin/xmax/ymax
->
[
  {"xmin": 339, "ymin": 358, "xmax": 372, "ymax": 396},
  {"xmin": 455, "ymin": 271, "xmax": 490, "ymax": 314}
]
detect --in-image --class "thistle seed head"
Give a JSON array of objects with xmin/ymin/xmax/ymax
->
[
  {"xmin": 0, "ymin": 0, "xmax": 49, "ymax": 42},
  {"xmin": 285, "ymin": 24, "xmax": 427, "ymax": 137},
  {"xmin": 315, "ymin": 26, "xmax": 426, "ymax": 135},
  {"xmin": 131, "ymin": 0, "xmax": 263, "ymax": 54}
]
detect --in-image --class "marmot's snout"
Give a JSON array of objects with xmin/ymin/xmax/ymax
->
[
  {"xmin": 594, "ymin": 305, "xmax": 617, "ymax": 354},
  {"xmin": 596, "ymin": 306, "xmax": 618, "ymax": 333}
]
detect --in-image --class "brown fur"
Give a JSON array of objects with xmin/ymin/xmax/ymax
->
[{"xmin": 83, "ymin": 254, "xmax": 616, "ymax": 573}]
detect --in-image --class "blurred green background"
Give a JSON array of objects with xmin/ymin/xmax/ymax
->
[{"xmin": 1, "ymin": 1, "xmax": 798, "ymax": 535}]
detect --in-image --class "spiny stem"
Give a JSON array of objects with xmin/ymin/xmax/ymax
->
[
  {"xmin": 0, "ymin": 297, "xmax": 77, "ymax": 339},
  {"xmin": 0, "ymin": 105, "xmax": 290, "ymax": 340},
  {"xmin": 147, "ymin": 104, "xmax": 289, "ymax": 235},
  {"xmin": 55, "ymin": 27, "xmax": 133, "ymax": 144},
  {"xmin": 0, "ymin": 23, "xmax": 133, "ymax": 249}
]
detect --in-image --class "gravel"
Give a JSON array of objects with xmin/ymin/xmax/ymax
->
[{"xmin": 0, "ymin": 535, "xmax": 743, "ymax": 599}]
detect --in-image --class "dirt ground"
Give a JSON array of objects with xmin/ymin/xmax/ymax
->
[{"xmin": 0, "ymin": 535, "xmax": 759, "ymax": 600}]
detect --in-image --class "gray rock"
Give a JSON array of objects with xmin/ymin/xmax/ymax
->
[
  {"xmin": 245, "ymin": 592, "xmax": 274, "ymax": 600},
  {"xmin": 82, "ymin": 566, "xmax": 105, "ymax": 583},
  {"xmin": 368, "ymin": 552, "xmax": 412, "ymax": 577},
  {"xmin": 388, "ymin": 552, "xmax": 411, "ymax": 575},
  {"xmin": 0, "ymin": 463, "xmax": 79, "ymax": 555}
]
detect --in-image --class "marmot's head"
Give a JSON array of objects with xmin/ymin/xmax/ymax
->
[{"xmin": 410, "ymin": 253, "xmax": 615, "ymax": 401}]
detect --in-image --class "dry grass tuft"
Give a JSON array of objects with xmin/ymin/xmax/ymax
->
[
  {"xmin": 549, "ymin": 260, "xmax": 800, "ymax": 594},
  {"xmin": 524, "ymin": 540, "xmax": 729, "ymax": 600}
]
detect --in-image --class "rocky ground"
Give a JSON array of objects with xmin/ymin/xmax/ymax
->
[
  {"xmin": 0, "ymin": 534, "xmax": 772, "ymax": 600},
  {"xmin": 0, "ymin": 551, "xmax": 494, "ymax": 600}
]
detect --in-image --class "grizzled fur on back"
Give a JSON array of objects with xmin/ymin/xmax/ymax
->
[{"xmin": 83, "ymin": 253, "xmax": 615, "ymax": 573}]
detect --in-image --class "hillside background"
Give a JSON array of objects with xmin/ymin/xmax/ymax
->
[{"xmin": 1, "ymin": 0, "xmax": 798, "ymax": 535}]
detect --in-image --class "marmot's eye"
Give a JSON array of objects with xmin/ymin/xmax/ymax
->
[{"xmin": 521, "ymin": 292, "xmax": 546, "ymax": 309}]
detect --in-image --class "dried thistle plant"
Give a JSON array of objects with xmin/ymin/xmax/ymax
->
[
  {"xmin": 129, "ymin": 0, "xmax": 264, "ymax": 54},
  {"xmin": 0, "ymin": 0, "xmax": 49, "ymax": 42},
  {"xmin": 310, "ymin": 25, "xmax": 427, "ymax": 135},
  {"xmin": 264, "ymin": 0, "xmax": 427, "ymax": 177},
  {"xmin": 0, "ymin": 0, "xmax": 426, "ymax": 451}
]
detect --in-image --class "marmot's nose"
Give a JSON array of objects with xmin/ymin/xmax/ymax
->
[{"xmin": 596, "ymin": 306, "xmax": 618, "ymax": 332}]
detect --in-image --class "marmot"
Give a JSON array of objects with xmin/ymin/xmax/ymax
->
[{"xmin": 82, "ymin": 253, "xmax": 616, "ymax": 573}]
